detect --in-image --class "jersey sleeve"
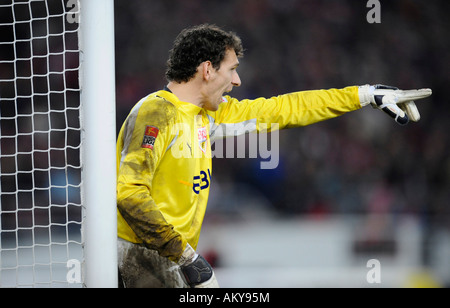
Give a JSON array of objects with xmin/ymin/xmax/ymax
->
[
  {"xmin": 116, "ymin": 98, "xmax": 186, "ymax": 262},
  {"xmin": 207, "ymin": 86, "xmax": 361, "ymax": 139}
]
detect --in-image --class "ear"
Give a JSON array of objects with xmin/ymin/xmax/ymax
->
[{"xmin": 201, "ymin": 61, "xmax": 213, "ymax": 81}]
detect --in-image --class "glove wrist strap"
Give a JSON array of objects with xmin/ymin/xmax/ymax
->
[
  {"xmin": 178, "ymin": 243, "xmax": 198, "ymax": 266},
  {"xmin": 358, "ymin": 84, "xmax": 375, "ymax": 107}
]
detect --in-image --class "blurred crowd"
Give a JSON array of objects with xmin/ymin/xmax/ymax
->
[
  {"xmin": 114, "ymin": 0, "xmax": 450, "ymax": 228},
  {"xmin": 1, "ymin": 0, "xmax": 448, "ymax": 231},
  {"xmin": 0, "ymin": 0, "xmax": 448, "ymax": 286}
]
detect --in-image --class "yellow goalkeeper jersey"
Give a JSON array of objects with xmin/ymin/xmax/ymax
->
[{"xmin": 116, "ymin": 86, "xmax": 361, "ymax": 261}]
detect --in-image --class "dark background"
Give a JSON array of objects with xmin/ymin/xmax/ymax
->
[
  {"xmin": 114, "ymin": 0, "xmax": 450, "ymax": 223},
  {"xmin": 114, "ymin": 2, "xmax": 450, "ymax": 282},
  {"xmin": 0, "ymin": 0, "xmax": 448, "ymax": 287}
]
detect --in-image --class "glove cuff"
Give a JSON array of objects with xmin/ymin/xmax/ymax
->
[
  {"xmin": 178, "ymin": 243, "xmax": 198, "ymax": 266},
  {"xmin": 358, "ymin": 84, "xmax": 375, "ymax": 107}
]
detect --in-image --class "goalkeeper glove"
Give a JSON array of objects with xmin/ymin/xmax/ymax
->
[
  {"xmin": 359, "ymin": 84, "xmax": 432, "ymax": 125},
  {"xmin": 178, "ymin": 243, "xmax": 219, "ymax": 288}
]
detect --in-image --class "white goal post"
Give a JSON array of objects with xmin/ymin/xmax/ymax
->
[
  {"xmin": 0, "ymin": 0, "xmax": 117, "ymax": 288},
  {"xmin": 79, "ymin": 0, "xmax": 117, "ymax": 288}
]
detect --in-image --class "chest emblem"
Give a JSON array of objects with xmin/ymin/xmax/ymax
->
[{"xmin": 198, "ymin": 126, "xmax": 208, "ymax": 154}]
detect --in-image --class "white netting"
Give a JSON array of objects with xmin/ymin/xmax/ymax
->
[{"xmin": 0, "ymin": 0, "xmax": 83, "ymax": 287}]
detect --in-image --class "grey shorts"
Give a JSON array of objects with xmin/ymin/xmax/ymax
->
[{"xmin": 117, "ymin": 238, "xmax": 188, "ymax": 288}]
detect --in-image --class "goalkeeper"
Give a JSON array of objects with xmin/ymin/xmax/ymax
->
[{"xmin": 116, "ymin": 24, "xmax": 431, "ymax": 288}]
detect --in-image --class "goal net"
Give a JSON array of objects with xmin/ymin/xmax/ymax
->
[{"xmin": 0, "ymin": 0, "xmax": 117, "ymax": 288}]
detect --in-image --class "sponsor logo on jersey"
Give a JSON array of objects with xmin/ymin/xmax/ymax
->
[
  {"xmin": 141, "ymin": 125, "xmax": 159, "ymax": 150},
  {"xmin": 193, "ymin": 169, "xmax": 211, "ymax": 194}
]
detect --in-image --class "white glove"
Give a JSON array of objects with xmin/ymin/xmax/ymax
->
[
  {"xmin": 178, "ymin": 244, "xmax": 219, "ymax": 288},
  {"xmin": 359, "ymin": 84, "xmax": 432, "ymax": 125}
]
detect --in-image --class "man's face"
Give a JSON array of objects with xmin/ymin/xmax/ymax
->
[{"xmin": 203, "ymin": 49, "xmax": 241, "ymax": 111}]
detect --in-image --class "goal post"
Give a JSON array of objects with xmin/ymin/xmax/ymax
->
[
  {"xmin": 79, "ymin": 0, "xmax": 117, "ymax": 288},
  {"xmin": 0, "ymin": 0, "xmax": 117, "ymax": 288}
]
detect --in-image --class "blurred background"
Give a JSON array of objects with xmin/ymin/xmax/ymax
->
[
  {"xmin": 114, "ymin": 0, "xmax": 450, "ymax": 287},
  {"xmin": 0, "ymin": 0, "xmax": 449, "ymax": 288}
]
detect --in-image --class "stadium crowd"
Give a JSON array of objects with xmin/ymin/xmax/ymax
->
[
  {"xmin": 114, "ymin": 0, "xmax": 449, "ymax": 229},
  {"xmin": 1, "ymin": 0, "xmax": 448, "ymax": 287}
]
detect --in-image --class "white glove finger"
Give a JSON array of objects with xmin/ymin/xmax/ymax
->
[
  {"xmin": 399, "ymin": 101, "xmax": 421, "ymax": 122},
  {"xmin": 380, "ymin": 101, "xmax": 409, "ymax": 125},
  {"xmin": 395, "ymin": 88, "xmax": 432, "ymax": 103}
]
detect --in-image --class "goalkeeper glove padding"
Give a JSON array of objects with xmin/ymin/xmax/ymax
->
[
  {"xmin": 178, "ymin": 243, "xmax": 219, "ymax": 288},
  {"xmin": 359, "ymin": 84, "xmax": 432, "ymax": 125}
]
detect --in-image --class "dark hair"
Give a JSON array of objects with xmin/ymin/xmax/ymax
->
[{"xmin": 165, "ymin": 24, "xmax": 244, "ymax": 83}]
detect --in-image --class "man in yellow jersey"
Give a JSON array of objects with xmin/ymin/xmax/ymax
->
[{"xmin": 116, "ymin": 24, "xmax": 432, "ymax": 288}]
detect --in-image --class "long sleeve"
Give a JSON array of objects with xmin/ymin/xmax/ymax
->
[{"xmin": 207, "ymin": 86, "xmax": 361, "ymax": 139}]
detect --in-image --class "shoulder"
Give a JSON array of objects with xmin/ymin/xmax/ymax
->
[
  {"xmin": 119, "ymin": 93, "xmax": 178, "ymax": 144},
  {"xmin": 138, "ymin": 93, "xmax": 177, "ymax": 118},
  {"xmin": 130, "ymin": 92, "xmax": 178, "ymax": 128}
]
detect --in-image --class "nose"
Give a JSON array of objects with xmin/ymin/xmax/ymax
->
[{"xmin": 231, "ymin": 71, "xmax": 241, "ymax": 87}]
